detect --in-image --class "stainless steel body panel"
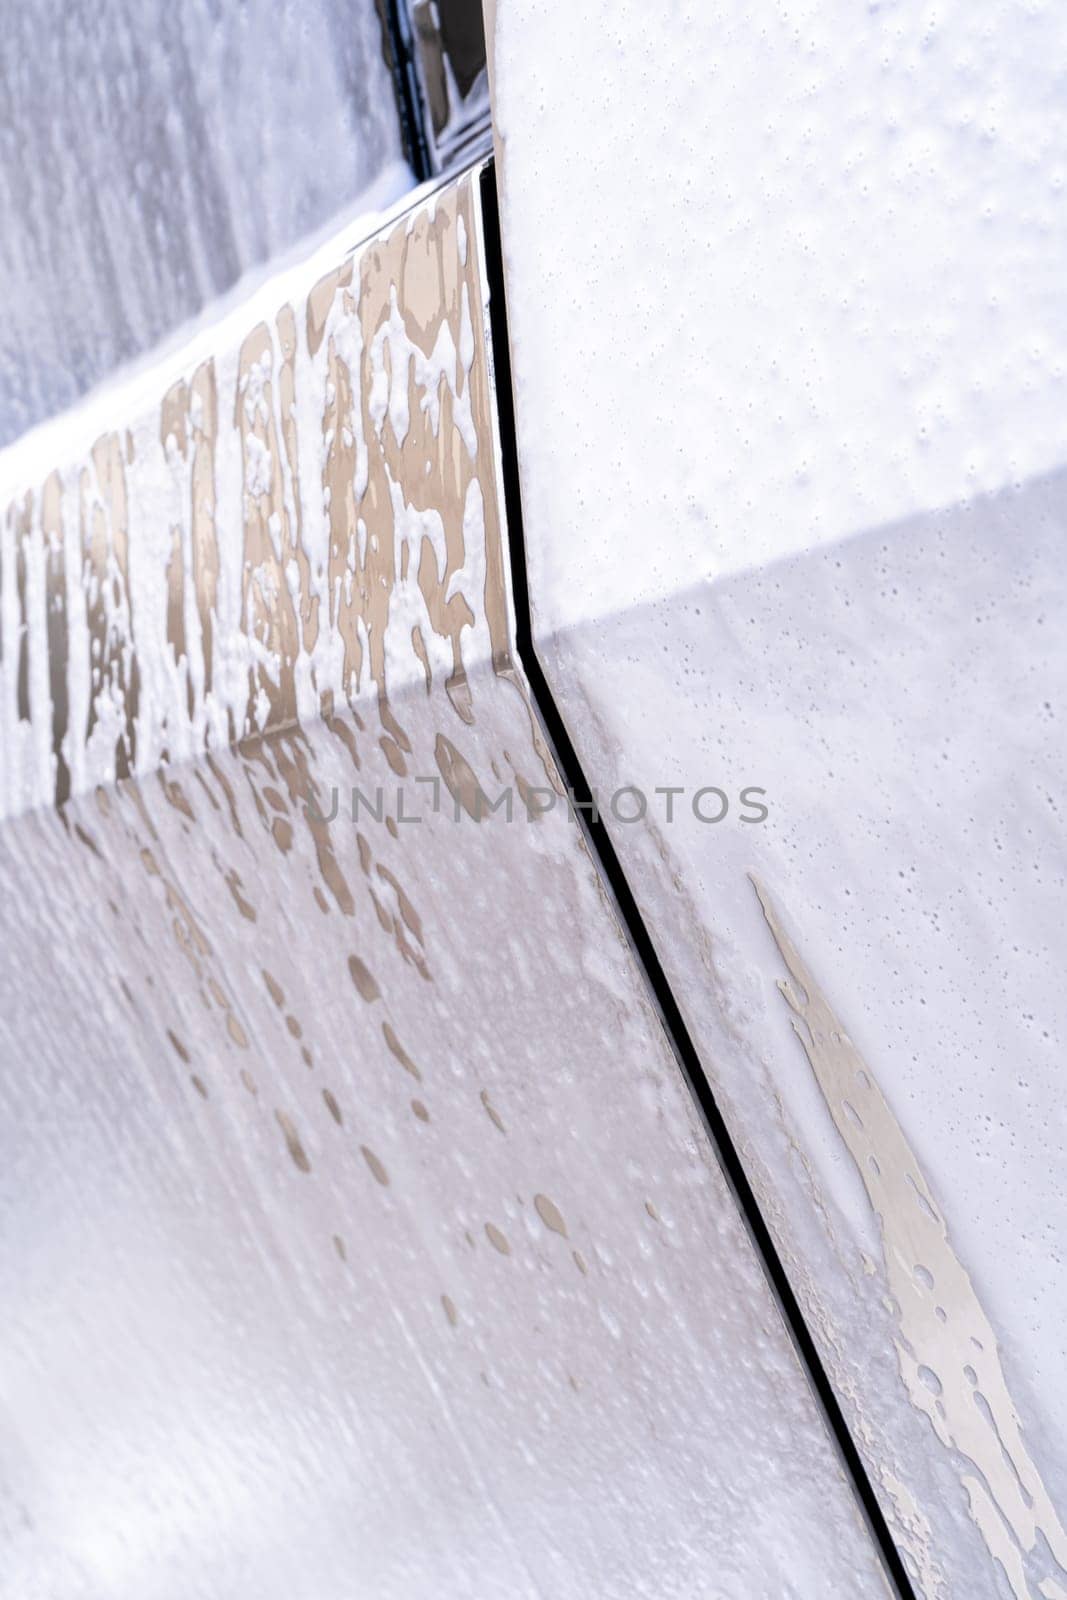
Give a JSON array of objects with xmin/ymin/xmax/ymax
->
[{"xmin": 0, "ymin": 171, "xmax": 891, "ymax": 1599}]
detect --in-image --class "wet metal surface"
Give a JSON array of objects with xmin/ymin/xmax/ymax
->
[
  {"xmin": 0, "ymin": 171, "xmax": 892, "ymax": 1597},
  {"xmin": 0, "ymin": 0, "xmax": 412, "ymax": 448}
]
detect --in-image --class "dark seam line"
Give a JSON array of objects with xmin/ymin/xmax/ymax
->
[{"xmin": 478, "ymin": 159, "xmax": 918, "ymax": 1600}]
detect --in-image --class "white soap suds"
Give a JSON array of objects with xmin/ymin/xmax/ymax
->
[{"xmin": 494, "ymin": 2, "xmax": 1067, "ymax": 1595}]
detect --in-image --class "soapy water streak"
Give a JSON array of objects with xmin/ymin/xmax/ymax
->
[
  {"xmin": 754, "ymin": 876, "xmax": 1067, "ymax": 1600},
  {"xmin": 0, "ymin": 171, "xmax": 509, "ymax": 824}
]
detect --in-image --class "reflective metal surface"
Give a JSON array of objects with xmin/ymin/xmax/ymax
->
[
  {"xmin": 0, "ymin": 0, "xmax": 410, "ymax": 448},
  {"xmin": 0, "ymin": 171, "xmax": 893, "ymax": 1598},
  {"xmin": 405, "ymin": 0, "xmax": 491, "ymax": 172},
  {"xmin": 488, "ymin": 2, "xmax": 1067, "ymax": 1595}
]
